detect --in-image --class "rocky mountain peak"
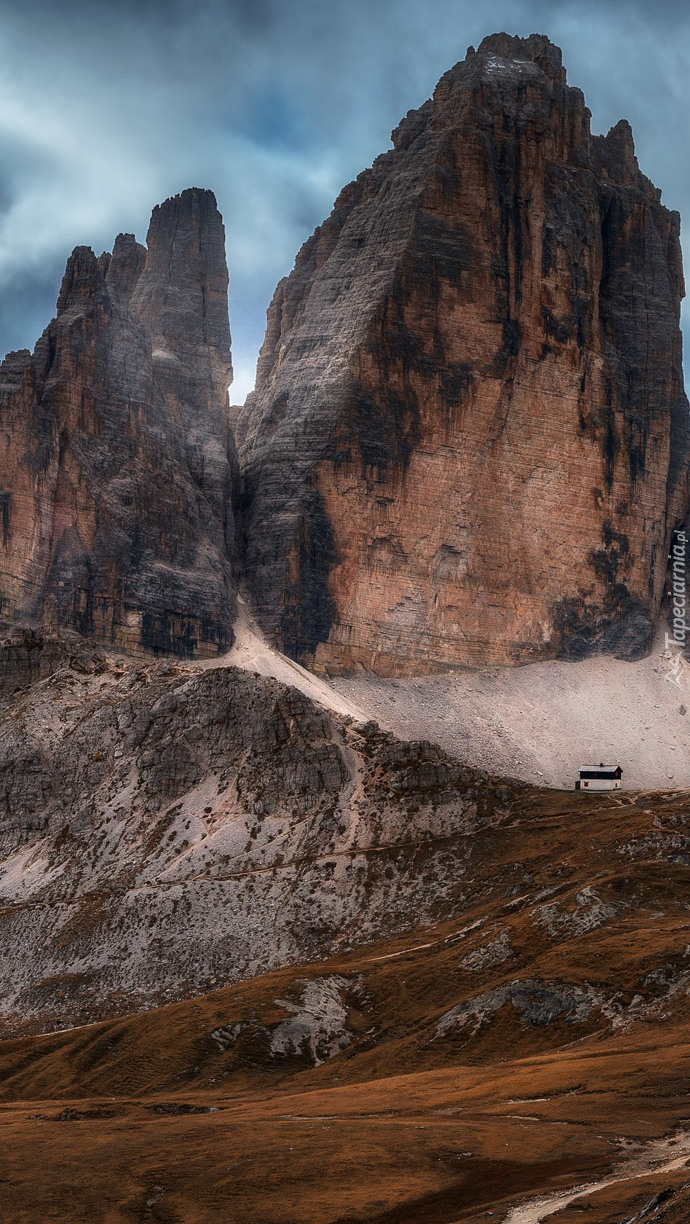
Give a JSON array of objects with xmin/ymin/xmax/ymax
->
[
  {"xmin": 237, "ymin": 35, "xmax": 689, "ymax": 674},
  {"xmin": 133, "ymin": 186, "xmax": 233, "ymax": 409},
  {"xmin": 474, "ymin": 30, "xmax": 564, "ymax": 73},
  {"xmin": 56, "ymin": 245, "xmax": 108, "ymax": 314},
  {"xmin": 106, "ymin": 232, "xmax": 147, "ymax": 303},
  {"xmin": 0, "ymin": 188, "xmax": 238, "ymax": 658},
  {"xmin": 431, "ymin": 32, "xmax": 568, "ymax": 103},
  {"xmin": 595, "ymin": 118, "xmax": 640, "ymax": 183}
]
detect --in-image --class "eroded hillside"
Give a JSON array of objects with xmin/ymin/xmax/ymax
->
[
  {"xmin": 0, "ymin": 638, "xmax": 524, "ymax": 1035},
  {"xmin": 2, "ymin": 779, "xmax": 690, "ymax": 1219}
]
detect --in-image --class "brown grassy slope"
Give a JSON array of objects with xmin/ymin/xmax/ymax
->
[{"xmin": 2, "ymin": 787, "xmax": 690, "ymax": 1220}]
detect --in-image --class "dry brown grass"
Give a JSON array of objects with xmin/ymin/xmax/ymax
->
[{"xmin": 3, "ymin": 787, "xmax": 690, "ymax": 1220}]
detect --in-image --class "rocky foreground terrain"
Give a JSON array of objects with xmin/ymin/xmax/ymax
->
[
  {"xmin": 1, "ymin": 627, "xmax": 690, "ymax": 1220},
  {"xmin": 2, "ymin": 767, "xmax": 690, "ymax": 1220},
  {"xmin": 0, "ymin": 628, "xmax": 523, "ymax": 1036}
]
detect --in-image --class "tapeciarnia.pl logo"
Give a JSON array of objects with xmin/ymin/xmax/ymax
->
[{"xmin": 664, "ymin": 529, "xmax": 688, "ymax": 688}]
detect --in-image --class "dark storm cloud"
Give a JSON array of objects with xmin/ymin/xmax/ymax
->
[{"xmin": 0, "ymin": 0, "xmax": 688, "ymax": 398}]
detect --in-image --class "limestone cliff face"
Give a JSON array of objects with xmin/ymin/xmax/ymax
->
[
  {"xmin": 237, "ymin": 33, "xmax": 689, "ymax": 674},
  {"xmin": 0, "ymin": 189, "xmax": 237, "ymax": 658}
]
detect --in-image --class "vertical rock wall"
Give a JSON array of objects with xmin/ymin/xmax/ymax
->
[
  {"xmin": 0, "ymin": 189, "xmax": 237, "ymax": 658},
  {"xmin": 237, "ymin": 34, "xmax": 689, "ymax": 674}
]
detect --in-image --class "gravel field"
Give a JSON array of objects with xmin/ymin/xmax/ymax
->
[
  {"xmin": 330, "ymin": 630, "xmax": 690, "ymax": 791},
  {"xmin": 212, "ymin": 605, "xmax": 690, "ymax": 792}
]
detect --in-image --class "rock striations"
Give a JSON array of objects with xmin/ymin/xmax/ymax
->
[
  {"xmin": 0, "ymin": 653, "xmax": 519, "ymax": 1032},
  {"xmin": 0, "ymin": 189, "xmax": 237, "ymax": 658},
  {"xmin": 237, "ymin": 33, "xmax": 689, "ymax": 675}
]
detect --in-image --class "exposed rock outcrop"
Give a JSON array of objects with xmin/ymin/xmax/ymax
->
[
  {"xmin": 0, "ymin": 627, "xmax": 106, "ymax": 696},
  {"xmin": 0, "ymin": 653, "xmax": 521, "ymax": 1031},
  {"xmin": 0, "ymin": 189, "xmax": 237, "ymax": 658},
  {"xmin": 237, "ymin": 33, "xmax": 689, "ymax": 674}
]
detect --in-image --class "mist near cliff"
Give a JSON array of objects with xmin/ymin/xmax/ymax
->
[{"xmin": 0, "ymin": 0, "xmax": 687, "ymax": 401}]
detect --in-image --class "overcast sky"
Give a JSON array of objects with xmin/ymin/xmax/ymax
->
[{"xmin": 0, "ymin": 0, "xmax": 687, "ymax": 402}]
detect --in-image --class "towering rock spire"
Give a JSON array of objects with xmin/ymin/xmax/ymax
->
[
  {"xmin": 0, "ymin": 188, "xmax": 237, "ymax": 658},
  {"xmin": 132, "ymin": 188, "xmax": 233, "ymax": 404},
  {"xmin": 237, "ymin": 34, "xmax": 689, "ymax": 674}
]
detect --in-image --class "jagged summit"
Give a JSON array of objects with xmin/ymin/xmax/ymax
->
[
  {"xmin": 0, "ymin": 189, "xmax": 237, "ymax": 658},
  {"xmin": 236, "ymin": 35, "xmax": 688, "ymax": 675},
  {"xmin": 0, "ymin": 38, "xmax": 687, "ymax": 679},
  {"xmin": 474, "ymin": 30, "xmax": 564, "ymax": 68},
  {"xmin": 437, "ymin": 32, "xmax": 566, "ymax": 93},
  {"xmin": 391, "ymin": 34, "xmax": 579, "ymax": 155}
]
